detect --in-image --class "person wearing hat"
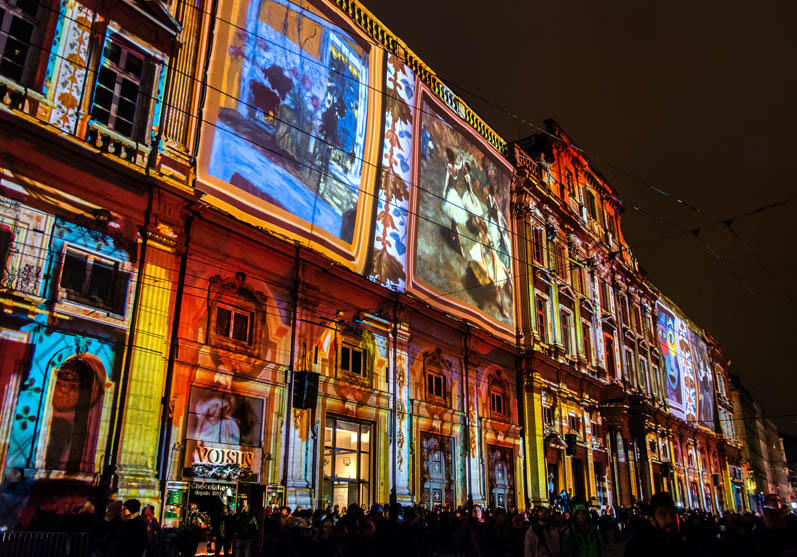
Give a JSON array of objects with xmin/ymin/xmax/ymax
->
[
  {"xmin": 561, "ymin": 503, "xmax": 603, "ymax": 557},
  {"xmin": 624, "ymin": 492, "xmax": 685, "ymax": 557}
]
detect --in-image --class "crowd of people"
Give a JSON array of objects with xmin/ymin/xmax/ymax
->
[{"xmin": 22, "ymin": 492, "xmax": 797, "ymax": 557}]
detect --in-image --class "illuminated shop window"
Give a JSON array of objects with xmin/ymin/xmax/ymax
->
[
  {"xmin": 490, "ymin": 389, "xmax": 506, "ymax": 417},
  {"xmin": 323, "ymin": 417, "xmax": 371, "ymax": 509},
  {"xmin": 186, "ymin": 386, "xmax": 264, "ymax": 447},
  {"xmin": 535, "ymin": 296, "xmax": 548, "ymax": 343},
  {"xmin": 0, "ymin": 0, "xmax": 42, "ymax": 84},
  {"xmin": 339, "ymin": 344, "xmax": 366, "ymax": 376},
  {"xmin": 59, "ymin": 247, "xmax": 130, "ymax": 315},
  {"xmin": 215, "ymin": 304, "xmax": 253, "ymax": 344},
  {"xmin": 426, "ymin": 370, "xmax": 446, "ymax": 400},
  {"xmin": 90, "ymin": 38, "xmax": 154, "ymax": 140}
]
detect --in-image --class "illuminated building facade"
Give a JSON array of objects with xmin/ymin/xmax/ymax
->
[{"xmin": 0, "ymin": 0, "xmax": 750, "ymax": 527}]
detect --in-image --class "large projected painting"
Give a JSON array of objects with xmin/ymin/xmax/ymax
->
[
  {"xmin": 197, "ymin": 0, "xmax": 381, "ymax": 270},
  {"xmin": 690, "ymin": 329, "xmax": 715, "ymax": 430},
  {"xmin": 657, "ymin": 303, "xmax": 684, "ymax": 420},
  {"xmin": 408, "ymin": 88, "xmax": 514, "ymax": 333}
]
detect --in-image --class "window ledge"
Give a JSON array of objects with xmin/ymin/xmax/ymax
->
[
  {"xmin": 0, "ymin": 75, "xmax": 50, "ymax": 119},
  {"xmin": 87, "ymin": 121, "xmax": 151, "ymax": 166}
]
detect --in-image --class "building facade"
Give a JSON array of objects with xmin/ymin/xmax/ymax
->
[{"xmin": 0, "ymin": 0, "xmax": 759, "ymax": 528}]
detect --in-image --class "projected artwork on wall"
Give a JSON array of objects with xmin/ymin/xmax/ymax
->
[
  {"xmin": 657, "ymin": 304, "xmax": 683, "ymax": 419},
  {"xmin": 410, "ymin": 91, "xmax": 513, "ymax": 329},
  {"xmin": 197, "ymin": 0, "xmax": 381, "ymax": 269},
  {"xmin": 187, "ymin": 386, "xmax": 264, "ymax": 447},
  {"xmin": 690, "ymin": 330, "xmax": 715, "ymax": 430}
]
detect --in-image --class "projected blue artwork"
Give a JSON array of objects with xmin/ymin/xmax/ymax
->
[{"xmin": 207, "ymin": 0, "xmax": 369, "ymax": 243}]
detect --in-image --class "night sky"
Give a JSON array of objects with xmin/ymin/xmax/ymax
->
[{"xmin": 363, "ymin": 0, "xmax": 797, "ymax": 434}]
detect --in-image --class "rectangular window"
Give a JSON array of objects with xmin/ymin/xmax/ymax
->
[
  {"xmin": 59, "ymin": 247, "xmax": 130, "ymax": 315},
  {"xmin": 0, "ymin": 0, "xmax": 41, "ymax": 84},
  {"xmin": 599, "ymin": 281, "xmax": 611, "ymax": 312},
  {"xmin": 532, "ymin": 228, "xmax": 544, "ymax": 265},
  {"xmin": 582, "ymin": 322, "xmax": 593, "ymax": 364},
  {"xmin": 560, "ymin": 310, "xmax": 572, "ymax": 355},
  {"xmin": 604, "ymin": 335, "xmax": 616, "ymax": 376},
  {"xmin": 91, "ymin": 38, "xmax": 151, "ymax": 140},
  {"xmin": 542, "ymin": 406, "xmax": 553, "ymax": 427},
  {"xmin": 490, "ymin": 390, "xmax": 505, "ymax": 416},
  {"xmin": 340, "ymin": 344, "xmax": 366, "ymax": 376},
  {"xmin": 535, "ymin": 296, "xmax": 548, "ymax": 343},
  {"xmin": 575, "ymin": 266, "xmax": 585, "ymax": 295},
  {"xmin": 568, "ymin": 414, "xmax": 582, "ymax": 436},
  {"xmin": 426, "ymin": 371, "xmax": 446, "ymax": 399},
  {"xmin": 621, "ymin": 296, "xmax": 630, "ymax": 326},
  {"xmin": 632, "ymin": 306, "xmax": 642, "ymax": 332},
  {"xmin": 586, "ymin": 190, "xmax": 598, "ymax": 220},
  {"xmin": 624, "ymin": 349, "xmax": 635, "ymax": 382},
  {"xmin": 216, "ymin": 304, "xmax": 253, "ymax": 344},
  {"xmin": 638, "ymin": 357, "xmax": 649, "ymax": 393}
]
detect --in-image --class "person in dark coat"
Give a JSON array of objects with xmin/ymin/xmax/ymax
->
[{"xmin": 116, "ymin": 499, "xmax": 148, "ymax": 557}]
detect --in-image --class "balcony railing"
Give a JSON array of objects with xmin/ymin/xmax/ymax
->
[{"xmin": 0, "ymin": 75, "xmax": 152, "ymax": 172}]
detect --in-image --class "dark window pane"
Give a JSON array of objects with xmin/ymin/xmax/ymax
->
[
  {"xmin": 124, "ymin": 54, "xmax": 143, "ymax": 78},
  {"xmin": 216, "ymin": 307, "xmax": 231, "ymax": 338},
  {"xmin": 17, "ymin": 0, "xmax": 40, "ymax": 16},
  {"xmin": 97, "ymin": 66, "xmax": 116, "ymax": 89},
  {"xmin": 91, "ymin": 106, "xmax": 110, "ymax": 125},
  {"xmin": 8, "ymin": 16, "xmax": 33, "ymax": 42},
  {"xmin": 0, "ymin": 59, "xmax": 23, "ymax": 82},
  {"xmin": 93, "ymin": 86, "xmax": 113, "ymax": 110},
  {"xmin": 113, "ymin": 119, "xmax": 132, "ymax": 138},
  {"xmin": 60, "ymin": 252, "xmax": 87, "ymax": 292},
  {"xmin": 104, "ymin": 42, "xmax": 121, "ymax": 66},
  {"xmin": 427, "ymin": 374, "xmax": 433, "ymax": 395},
  {"xmin": 340, "ymin": 346, "xmax": 350, "ymax": 372},
  {"xmin": 117, "ymin": 97, "xmax": 137, "ymax": 122},
  {"xmin": 112, "ymin": 270, "xmax": 130, "ymax": 314},
  {"xmin": 120, "ymin": 79, "xmax": 138, "ymax": 101},
  {"xmin": 351, "ymin": 349, "xmax": 362, "ymax": 375},
  {"xmin": 232, "ymin": 311, "xmax": 249, "ymax": 343},
  {"xmin": 87, "ymin": 259, "xmax": 115, "ymax": 305},
  {"xmin": 3, "ymin": 36, "xmax": 29, "ymax": 67}
]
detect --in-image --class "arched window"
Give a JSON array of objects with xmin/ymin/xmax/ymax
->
[{"xmin": 45, "ymin": 354, "xmax": 105, "ymax": 473}]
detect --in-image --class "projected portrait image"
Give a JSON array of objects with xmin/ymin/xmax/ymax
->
[
  {"xmin": 186, "ymin": 386, "xmax": 263, "ymax": 447},
  {"xmin": 206, "ymin": 0, "xmax": 370, "ymax": 243},
  {"xmin": 413, "ymin": 98, "xmax": 513, "ymax": 325}
]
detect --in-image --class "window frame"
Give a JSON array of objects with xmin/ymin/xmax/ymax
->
[
  {"xmin": 339, "ymin": 343, "xmax": 367, "ymax": 377},
  {"xmin": 90, "ymin": 35, "xmax": 154, "ymax": 142},
  {"xmin": 0, "ymin": 0, "xmax": 46, "ymax": 86},
  {"xmin": 535, "ymin": 295, "xmax": 548, "ymax": 343},
  {"xmin": 214, "ymin": 302, "xmax": 254, "ymax": 346},
  {"xmin": 581, "ymin": 321, "xmax": 593, "ymax": 364},
  {"xmin": 57, "ymin": 245, "xmax": 130, "ymax": 316},
  {"xmin": 560, "ymin": 308, "xmax": 573, "ymax": 355},
  {"xmin": 426, "ymin": 369, "xmax": 446, "ymax": 402},
  {"xmin": 603, "ymin": 335, "xmax": 616, "ymax": 376},
  {"xmin": 489, "ymin": 388, "xmax": 506, "ymax": 418},
  {"xmin": 532, "ymin": 227, "xmax": 544, "ymax": 265}
]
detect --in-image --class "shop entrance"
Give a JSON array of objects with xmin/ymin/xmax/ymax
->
[{"xmin": 322, "ymin": 416, "xmax": 372, "ymax": 509}]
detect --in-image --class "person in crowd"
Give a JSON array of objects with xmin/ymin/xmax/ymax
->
[
  {"xmin": 624, "ymin": 492, "xmax": 686, "ymax": 557},
  {"xmin": 115, "ymin": 499, "xmax": 148, "ymax": 557},
  {"xmin": 561, "ymin": 504, "xmax": 603, "ymax": 557},
  {"xmin": 142, "ymin": 504, "xmax": 160, "ymax": 557}
]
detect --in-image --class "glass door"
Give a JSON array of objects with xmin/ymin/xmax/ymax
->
[{"xmin": 322, "ymin": 416, "xmax": 371, "ymax": 509}]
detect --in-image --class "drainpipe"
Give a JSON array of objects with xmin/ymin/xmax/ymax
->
[
  {"xmin": 515, "ymin": 351, "xmax": 530, "ymax": 508},
  {"xmin": 105, "ymin": 183, "xmax": 153, "ymax": 491},
  {"xmin": 281, "ymin": 245, "xmax": 301, "ymax": 494},
  {"xmin": 156, "ymin": 210, "xmax": 194, "ymax": 517},
  {"xmin": 463, "ymin": 327, "xmax": 472, "ymax": 506},
  {"xmin": 390, "ymin": 292, "xmax": 398, "ymax": 504}
]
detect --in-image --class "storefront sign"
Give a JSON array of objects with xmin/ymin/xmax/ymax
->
[{"xmin": 184, "ymin": 440, "xmax": 261, "ymax": 476}]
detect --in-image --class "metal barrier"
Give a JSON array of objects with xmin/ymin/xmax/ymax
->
[{"xmin": 0, "ymin": 531, "xmax": 88, "ymax": 557}]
